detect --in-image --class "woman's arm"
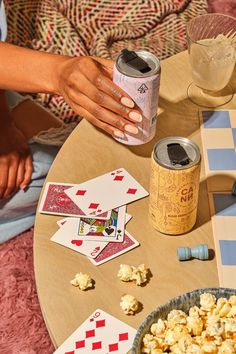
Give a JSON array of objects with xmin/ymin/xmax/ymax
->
[{"xmin": 0, "ymin": 43, "xmax": 142, "ymax": 137}]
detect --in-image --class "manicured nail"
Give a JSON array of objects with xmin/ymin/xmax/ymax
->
[
  {"xmin": 124, "ymin": 125, "xmax": 139, "ymax": 134},
  {"xmin": 113, "ymin": 130, "xmax": 125, "ymax": 138},
  {"xmin": 121, "ymin": 97, "xmax": 135, "ymax": 108},
  {"xmin": 20, "ymin": 185, "xmax": 27, "ymax": 191},
  {"xmin": 129, "ymin": 111, "xmax": 142, "ymax": 122}
]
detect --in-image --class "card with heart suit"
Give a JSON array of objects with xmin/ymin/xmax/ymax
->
[
  {"xmin": 53, "ymin": 309, "xmax": 136, "ymax": 354},
  {"xmin": 39, "ymin": 182, "xmax": 111, "ymax": 220},
  {"xmin": 88, "ymin": 231, "xmax": 139, "ymax": 266},
  {"xmin": 51, "ymin": 217, "xmax": 108, "ymax": 258},
  {"xmin": 76, "ymin": 206, "xmax": 127, "ymax": 242},
  {"xmin": 65, "ymin": 168, "xmax": 149, "ymax": 217}
]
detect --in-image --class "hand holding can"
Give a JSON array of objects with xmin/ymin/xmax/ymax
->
[{"xmin": 113, "ymin": 49, "xmax": 161, "ymax": 145}]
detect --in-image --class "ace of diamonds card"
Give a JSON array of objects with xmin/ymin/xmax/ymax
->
[{"xmin": 65, "ymin": 168, "xmax": 149, "ymax": 216}]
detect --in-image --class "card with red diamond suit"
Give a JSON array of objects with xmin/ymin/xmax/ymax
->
[
  {"xmin": 39, "ymin": 182, "xmax": 111, "ymax": 220},
  {"xmin": 53, "ymin": 309, "xmax": 136, "ymax": 354},
  {"xmin": 51, "ymin": 217, "xmax": 108, "ymax": 258},
  {"xmin": 64, "ymin": 168, "xmax": 149, "ymax": 217},
  {"xmin": 88, "ymin": 231, "xmax": 139, "ymax": 266}
]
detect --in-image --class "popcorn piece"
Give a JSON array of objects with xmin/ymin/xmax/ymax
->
[
  {"xmin": 229, "ymin": 295, "xmax": 236, "ymax": 306},
  {"xmin": 214, "ymin": 298, "xmax": 231, "ymax": 317},
  {"xmin": 186, "ymin": 343, "xmax": 203, "ymax": 354},
  {"xmin": 200, "ymin": 293, "xmax": 216, "ymax": 311},
  {"xmin": 164, "ymin": 329, "xmax": 176, "ymax": 346},
  {"xmin": 206, "ymin": 315, "xmax": 224, "ymax": 337},
  {"xmin": 70, "ymin": 272, "xmax": 93, "ymax": 291},
  {"xmin": 224, "ymin": 318, "xmax": 236, "ymax": 335},
  {"xmin": 142, "ymin": 334, "xmax": 159, "ymax": 352},
  {"xmin": 117, "ymin": 264, "xmax": 133, "ymax": 282},
  {"xmin": 117, "ymin": 263, "xmax": 148, "ymax": 285},
  {"xmin": 189, "ymin": 306, "xmax": 201, "ymax": 318},
  {"xmin": 187, "ymin": 315, "xmax": 204, "ymax": 336},
  {"xmin": 167, "ymin": 309, "xmax": 187, "ymax": 328},
  {"xmin": 227, "ymin": 305, "xmax": 236, "ymax": 317},
  {"xmin": 151, "ymin": 319, "xmax": 166, "ymax": 336},
  {"xmin": 120, "ymin": 294, "xmax": 139, "ymax": 315},
  {"xmin": 201, "ymin": 342, "xmax": 218, "ymax": 353},
  {"xmin": 218, "ymin": 339, "xmax": 236, "ymax": 354},
  {"xmin": 131, "ymin": 263, "xmax": 149, "ymax": 285}
]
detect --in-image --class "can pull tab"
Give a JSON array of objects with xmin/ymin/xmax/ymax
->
[
  {"xmin": 167, "ymin": 143, "xmax": 192, "ymax": 166},
  {"xmin": 121, "ymin": 49, "xmax": 151, "ymax": 73}
]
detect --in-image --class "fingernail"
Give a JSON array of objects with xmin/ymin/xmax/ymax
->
[
  {"xmin": 124, "ymin": 125, "xmax": 139, "ymax": 134},
  {"xmin": 121, "ymin": 97, "xmax": 135, "ymax": 108},
  {"xmin": 113, "ymin": 130, "xmax": 125, "ymax": 138},
  {"xmin": 20, "ymin": 185, "xmax": 27, "ymax": 191},
  {"xmin": 129, "ymin": 111, "xmax": 142, "ymax": 122}
]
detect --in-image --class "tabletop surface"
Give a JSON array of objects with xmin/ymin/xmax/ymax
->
[{"xmin": 34, "ymin": 50, "xmax": 236, "ymax": 348}]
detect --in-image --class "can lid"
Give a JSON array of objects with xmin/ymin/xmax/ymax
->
[
  {"xmin": 153, "ymin": 137, "xmax": 201, "ymax": 170},
  {"xmin": 116, "ymin": 49, "xmax": 160, "ymax": 78}
]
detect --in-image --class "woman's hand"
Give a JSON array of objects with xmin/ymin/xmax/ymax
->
[
  {"xmin": 0, "ymin": 120, "xmax": 33, "ymax": 199},
  {"xmin": 56, "ymin": 56, "xmax": 142, "ymax": 138}
]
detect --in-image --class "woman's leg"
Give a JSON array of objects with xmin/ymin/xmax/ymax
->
[
  {"xmin": 5, "ymin": 92, "xmax": 63, "ymax": 140},
  {"xmin": 0, "ymin": 93, "xmax": 63, "ymax": 243}
]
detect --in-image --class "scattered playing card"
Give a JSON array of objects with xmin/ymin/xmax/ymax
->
[
  {"xmin": 56, "ymin": 218, "xmax": 68, "ymax": 227},
  {"xmin": 53, "ymin": 309, "xmax": 136, "ymax": 354},
  {"xmin": 88, "ymin": 231, "xmax": 139, "ymax": 266},
  {"xmin": 76, "ymin": 206, "xmax": 126, "ymax": 243},
  {"xmin": 39, "ymin": 182, "xmax": 111, "ymax": 220},
  {"xmin": 65, "ymin": 168, "xmax": 149, "ymax": 216},
  {"xmin": 51, "ymin": 218, "xmax": 108, "ymax": 258}
]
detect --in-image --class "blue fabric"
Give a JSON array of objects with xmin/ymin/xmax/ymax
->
[
  {"xmin": 0, "ymin": 143, "xmax": 59, "ymax": 243},
  {"xmin": 0, "ymin": 0, "xmax": 7, "ymax": 42}
]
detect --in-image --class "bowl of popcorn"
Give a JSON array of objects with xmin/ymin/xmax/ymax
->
[{"xmin": 131, "ymin": 288, "xmax": 236, "ymax": 353}]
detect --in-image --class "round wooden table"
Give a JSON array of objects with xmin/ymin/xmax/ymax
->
[{"xmin": 34, "ymin": 50, "xmax": 235, "ymax": 348}]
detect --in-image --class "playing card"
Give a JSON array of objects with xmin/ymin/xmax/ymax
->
[
  {"xmin": 56, "ymin": 218, "xmax": 68, "ymax": 227},
  {"xmin": 65, "ymin": 168, "xmax": 149, "ymax": 216},
  {"xmin": 51, "ymin": 218, "xmax": 108, "ymax": 258},
  {"xmin": 56, "ymin": 213, "xmax": 132, "ymax": 230},
  {"xmin": 53, "ymin": 309, "xmax": 136, "ymax": 354},
  {"xmin": 88, "ymin": 231, "xmax": 139, "ymax": 266},
  {"xmin": 39, "ymin": 182, "xmax": 111, "ymax": 219},
  {"xmin": 76, "ymin": 206, "xmax": 126, "ymax": 242}
]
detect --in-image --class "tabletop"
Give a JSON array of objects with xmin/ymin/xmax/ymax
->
[{"xmin": 34, "ymin": 50, "xmax": 236, "ymax": 348}]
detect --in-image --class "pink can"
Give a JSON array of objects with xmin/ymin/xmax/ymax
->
[{"xmin": 113, "ymin": 49, "xmax": 161, "ymax": 145}]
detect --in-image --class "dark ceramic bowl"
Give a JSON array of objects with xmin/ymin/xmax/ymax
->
[{"xmin": 131, "ymin": 287, "xmax": 236, "ymax": 354}]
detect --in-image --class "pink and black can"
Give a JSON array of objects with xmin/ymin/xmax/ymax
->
[{"xmin": 113, "ymin": 49, "xmax": 161, "ymax": 145}]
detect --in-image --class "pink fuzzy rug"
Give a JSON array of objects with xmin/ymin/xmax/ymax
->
[
  {"xmin": 1, "ymin": 1, "xmax": 235, "ymax": 354},
  {"xmin": 0, "ymin": 230, "xmax": 54, "ymax": 354}
]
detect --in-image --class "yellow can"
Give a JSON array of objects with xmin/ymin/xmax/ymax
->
[{"xmin": 149, "ymin": 137, "xmax": 201, "ymax": 235}]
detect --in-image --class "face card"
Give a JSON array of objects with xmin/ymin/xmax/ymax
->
[
  {"xmin": 76, "ymin": 206, "xmax": 126, "ymax": 242},
  {"xmin": 88, "ymin": 231, "xmax": 139, "ymax": 266},
  {"xmin": 51, "ymin": 218, "xmax": 108, "ymax": 258},
  {"xmin": 64, "ymin": 168, "xmax": 149, "ymax": 216},
  {"xmin": 53, "ymin": 309, "xmax": 136, "ymax": 354},
  {"xmin": 39, "ymin": 182, "xmax": 111, "ymax": 220}
]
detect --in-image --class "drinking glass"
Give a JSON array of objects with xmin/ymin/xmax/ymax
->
[{"xmin": 187, "ymin": 14, "xmax": 236, "ymax": 108}]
